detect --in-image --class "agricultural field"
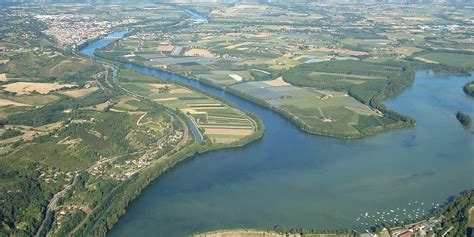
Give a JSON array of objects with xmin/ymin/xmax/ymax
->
[
  {"xmin": 282, "ymin": 60, "xmax": 413, "ymax": 102},
  {"xmin": 230, "ymin": 78, "xmax": 396, "ymax": 138},
  {"xmin": 118, "ymin": 69, "xmax": 257, "ymax": 144},
  {"xmin": 95, "ymin": 1, "xmax": 474, "ymax": 138},
  {"xmin": 413, "ymin": 51, "xmax": 474, "ymax": 68}
]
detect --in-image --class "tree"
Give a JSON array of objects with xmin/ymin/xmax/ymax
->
[{"xmin": 456, "ymin": 111, "xmax": 472, "ymax": 128}]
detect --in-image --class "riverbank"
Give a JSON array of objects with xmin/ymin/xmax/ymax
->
[
  {"xmin": 72, "ymin": 36, "xmax": 265, "ymax": 237},
  {"xmin": 64, "ymin": 78, "xmax": 265, "ymax": 236},
  {"xmin": 194, "ymin": 189, "xmax": 474, "ymax": 237},
  {"xmin": 193, "ymin": 229, "xmax": 306, "ymax": 237},
  {"xmin": 94, "ymin": 50, "xmax": 415, "ymax": 139},
  {"xmin": 82, "ymin": 5, "xmax": 473, "ymax": 237},
  {"xmin": 193, "ymin": 229, "xmax": 350, "ymax": 237},
  {"xmin": 70, "ymin": 126, "xmax": 264, "ymax": 237}
]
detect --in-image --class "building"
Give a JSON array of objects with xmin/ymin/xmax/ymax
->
[{"xmin": 398, "ymin": 230, "xmax": 413, "ymax": 237}]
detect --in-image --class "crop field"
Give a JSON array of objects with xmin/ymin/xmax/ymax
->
[
  {"xmin": 0, "ymin": 93, "xmax": 60, "ymax": 106},
  {"xmin": 283, "ymin": 60, "xmax": 410, "ymax": 102},
  {"xmin": 119, "ymin": 70, "xmax": 256, "ymax": 144},
  {"xmin": 60, "ymin": 86, "xmax": 100, "ymax": 98},
  {"xmin": 414, "ymin": 51, "xmax": 474, "ymax": 68},
  {"xmin": 0, "ymin": 98, "xmax": 31, "ymax": 107},
  {"xmin": 231, "ymin": 78, "xmax": 396, "ymax": 137},
  {"xmin": 1, "ymin": 82, "xmax": 76, "ymax": 95}
]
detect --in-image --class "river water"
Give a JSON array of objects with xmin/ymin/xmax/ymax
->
[{"xmin": 81, "ymin": 31, "xmax": 473, "ymax": 236}]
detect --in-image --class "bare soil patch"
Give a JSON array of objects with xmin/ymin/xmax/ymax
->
[
  {"xmin": 83, "ymin": 101, "xmax": 111, "ymax": 111},
  {"xmin": 2, "ymin": 82, "xmax": 76, "ymax": 95},
  {"xmin": 156, "ymin": 45, "xmax": 175, "ymax": 52},
  {"xmin": 414, "ymin": 57, "xmax": 439, "ymax": 64},
  {"xmin": 204, "ymin": 128, "xmax": 254, "ymax": 135},
  {"xmin": 154, "ymin": 97, "xmax": 178, "ymax": 102},
  {"xmin": 184, "ymin": 48, "xmax": 216, "ymax": 58},
  {"xmin": 263, "ymin": 77, "xmax": 290, "ymax": 87},
  {"xmin": 148, "ymin": 83, "xmax": 173, "ymax": 89}
]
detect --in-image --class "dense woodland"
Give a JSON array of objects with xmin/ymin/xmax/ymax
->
[{"xmin": 456, "ymin": 111, "xmax": 472, "ymax": 128}]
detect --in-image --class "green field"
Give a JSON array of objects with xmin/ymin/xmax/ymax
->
[
  {"xmin": 230, "ymin": 79, "xmax": 398, "ymax": 138},
  {"xmin": 416, "ymin": 51, "xmax": 474, "ymax": 68}
]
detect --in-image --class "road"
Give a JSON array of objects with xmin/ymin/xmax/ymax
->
[
  {"xmin": 68, "ymin": 112, "xmax": 190, "ymax": 236},
  {"xmin": 35, "ymin": 174, "xmax": 80, "ymax": 237}
]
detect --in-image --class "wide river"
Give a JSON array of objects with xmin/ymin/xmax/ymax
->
[{"xmin": 81, "ymin": 31, "xmax": 474, "ymax": 236}]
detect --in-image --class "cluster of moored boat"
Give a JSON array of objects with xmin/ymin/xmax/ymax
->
[{"xmin": 355, "ymin": 201, "xmax": 441, "ymax": 226}]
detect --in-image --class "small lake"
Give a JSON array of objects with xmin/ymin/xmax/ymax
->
[{"xmin": 81, "ymin": 33, "xmax": 474, "ymax": 237}]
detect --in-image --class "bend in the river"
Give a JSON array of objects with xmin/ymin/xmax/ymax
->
[{"xmin": 79, "ymin": 8, "xmax": 474, "ymax": 237}]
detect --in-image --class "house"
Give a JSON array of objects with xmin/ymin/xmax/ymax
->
[
  {"xmin": 398, "ymin": 230, "xmax": 413, "ymax": 237},
  {"xmin": 409, "ymin": 224, "xmax": 421, "ymax": 232}
]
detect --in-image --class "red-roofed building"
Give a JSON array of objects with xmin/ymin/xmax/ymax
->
[{"xmin": 398, "ymin": 230, "xmax": 413, "ymax": 237}]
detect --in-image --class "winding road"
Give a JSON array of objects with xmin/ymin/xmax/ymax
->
[{"xmin": 35, "ymin": 174, "xmax": 80, "ymax": 237}]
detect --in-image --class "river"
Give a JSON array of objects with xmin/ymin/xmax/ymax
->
[{"xmin": 80, "ymin": 31, "xmax": 473, "ymax": 237}]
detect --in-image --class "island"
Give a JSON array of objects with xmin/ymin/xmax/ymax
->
[
  {"xmin": 464, "ymin": 81, "xmax": 474, "ymax": 97},
  {"xmin": 456, "ymin": 111, "xmax": 472, "ymax": 128}
]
